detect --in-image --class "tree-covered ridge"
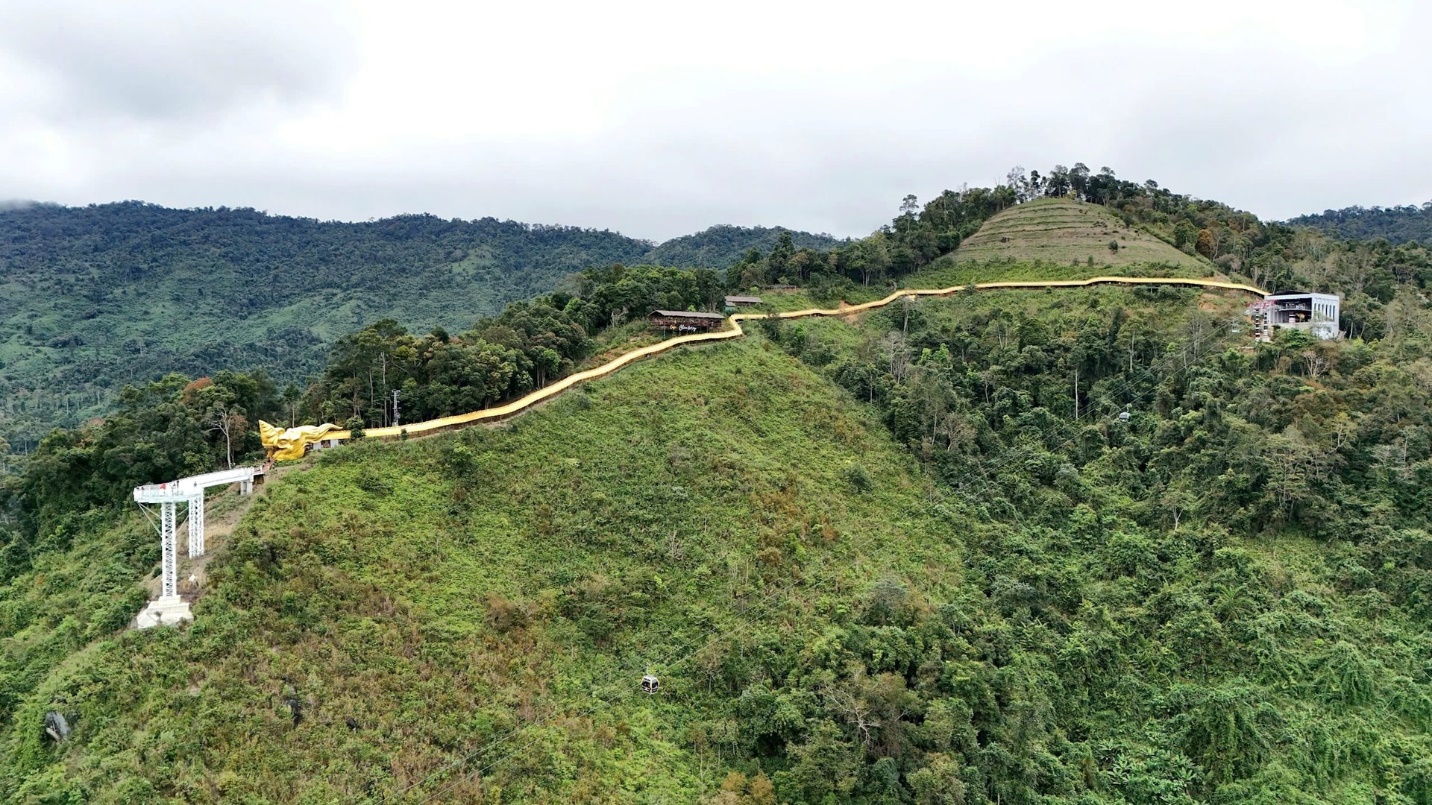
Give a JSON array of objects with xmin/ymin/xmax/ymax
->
[
  {"xmin": 8, "ymin": 164, "xmax": 1431, "ymax": 514},
  {"xmin": 10, "ymin": 163, "xmax": 1432, "ymax": 534},
  {"xmin": 4, "ymin": 169, "xmax": 1429, "ymax": 457},
  {"xmin": 644, "ymin": 225, "xmax": 847, "ymax": 269},
  {"xmin": 254, "ymin": 180, "xmax": 1027, "ymax": 437},
  {"xmin": 291, "ymin": 185, "xmax": 1012, "ymax": 434},
  {"xmin": 1287, "ymin": 203, "xmax": 1432, "ymax": 245}
]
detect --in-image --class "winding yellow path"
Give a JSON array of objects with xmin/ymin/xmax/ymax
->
[{"xmin": 331, "ymin": 276, "xmax": 1265, "ymax": 444}]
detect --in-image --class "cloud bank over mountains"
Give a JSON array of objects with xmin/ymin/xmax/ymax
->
[{"xmin": 1, "ymin": 0, "xmax": 1428, "ymax": 240}]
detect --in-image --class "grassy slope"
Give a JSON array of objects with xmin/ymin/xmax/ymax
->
[{"xmin": 2, "ymin": 340, "xmax": 963, "ymax": 802}]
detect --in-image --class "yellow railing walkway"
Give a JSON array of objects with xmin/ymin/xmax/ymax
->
[{"xmin": 336, "ymin": 276, "xmax": 1265, "ymax": 443}]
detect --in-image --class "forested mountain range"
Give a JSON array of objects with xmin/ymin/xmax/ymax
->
[
  {"xmin": 0, "ymin": 202, "xmax": 838, "ymax": 451},
  {"xmin": 1288, "ymin": 202, "xmax": 1432, "ymax": 244}
]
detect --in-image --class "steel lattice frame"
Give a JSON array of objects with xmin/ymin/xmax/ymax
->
[
  {"xmin": 188, "ymin": 492, "xmax": 205, "ymax": 557},
  {"xmin": 160, "ymin": 501, "xmax": 177, "ymax": 599}
]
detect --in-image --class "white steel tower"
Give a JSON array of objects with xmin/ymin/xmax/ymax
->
[{"xmin": 132, "ymin": 467, "xmax": 259, "ymax": 628}]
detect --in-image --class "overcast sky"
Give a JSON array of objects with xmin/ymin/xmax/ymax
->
[{"xmin": 1, "ymin": 0, "xmax": 1428, "ymax": 241}]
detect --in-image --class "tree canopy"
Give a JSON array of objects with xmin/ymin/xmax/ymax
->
[{"xmin": 1288, "ymin": 202, "xmax": 1432, "ymax": 245}]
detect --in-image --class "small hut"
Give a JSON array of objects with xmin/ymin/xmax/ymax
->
[{"xmin": 724, "ymin": 295, "xmax": 764, "ymax": 309}]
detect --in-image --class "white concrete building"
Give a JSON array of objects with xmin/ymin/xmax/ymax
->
[{"xmin": 1256, "ymin": 292, "xmax": 1341, "ymax": 341}]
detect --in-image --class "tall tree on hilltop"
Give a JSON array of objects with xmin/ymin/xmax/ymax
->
[
  {"xmin": 1005, "ymin": 166, "xmax": 1030, "ymax": 204},
  {"xmin": 1069, "ymin": 163, "xmax": 1091, "ymax": 200},
  {"xmin": 768, "ymin": 231, "xmax": 796, "ymax": 282}
]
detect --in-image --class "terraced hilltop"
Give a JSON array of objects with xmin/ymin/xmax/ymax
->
[{"xmin": 948, "ymin": 197, "xmax": 1208, "ymax": 270}]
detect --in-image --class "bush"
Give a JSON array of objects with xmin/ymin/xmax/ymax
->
[
  {"xmin": 484, "ymin": 594, "xmax": 530, "ymax": 633},
  {"xmin": 844, "ymin": 462, "xmax": 873, "ymax": 492},
  {"xmin": 344, "ymin": 417, "xmax": 365, "ymax": 440}
]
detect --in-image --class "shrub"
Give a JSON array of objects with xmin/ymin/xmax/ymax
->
[
  {"xmin": 484, "ymin": 594, "xmax": 529, "ymax": 633},
  {"xmin": 843, "ymin": 462, "xmax": 873, "ymax": 492}
]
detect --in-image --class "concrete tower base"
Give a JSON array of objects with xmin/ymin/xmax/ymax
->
[{"xmin": 135, "ymin": 596, "xmax": 193, "ymax": 629}]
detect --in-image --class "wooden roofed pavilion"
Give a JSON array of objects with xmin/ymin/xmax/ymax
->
[{"xmin": 650, "ymin": 309, "xmax": 726, "ymax": 332}]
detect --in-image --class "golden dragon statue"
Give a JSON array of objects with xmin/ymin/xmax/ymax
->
[{"xmin": 259, "ymin": 421, "xmax": 343, "ymax": 462}]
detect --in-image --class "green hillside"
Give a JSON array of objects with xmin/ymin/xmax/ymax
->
[
  {"xmin": 7, "ymin": 170, "xmax": 1432, "ymax": 802},
  {"xmin": 0, "ymin": 203, "xmax": 651, "ymax": 450},
  {"xmin": 3, "ymin": 341, "xmax": 964, "ymax": 801},
  {"xmin": 939, "ymin": 198, "xmax": 1211, "ymax": 276},
  {"xmin": 6, "ymin": 284, "xmax": 1432, "ymax": 803}
]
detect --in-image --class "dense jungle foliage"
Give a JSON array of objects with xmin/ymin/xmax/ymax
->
[
  {"xmin": 5, "ymin": 168, "xmax": 1432, "ymax": 801},
  {"xmin": 0, "ymin": 202, "xmax": 839, "ymax": 451},
  {"xmin": 1288, "ymin": 203, "xmax": 1432, "ymax": 245},
  {"xmin": 754, "ymin": 287, "xmax": 1432, "ymax": 802}
]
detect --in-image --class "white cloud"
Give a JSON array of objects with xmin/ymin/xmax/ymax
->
[
  {"xmin": 0, "ymin": 0, "xmax": 1428, "ymax": 239},
  {"xmin": 0, "ymin": 0, "xmax": 358, "ymax": 122}
]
